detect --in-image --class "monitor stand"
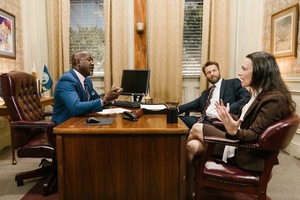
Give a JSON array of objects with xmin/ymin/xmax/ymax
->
[{"xmin": 132, "ymin": 95, "xmax": 143, "ymax": 102}]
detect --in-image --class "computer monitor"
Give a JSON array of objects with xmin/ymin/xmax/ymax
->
[{"xmin": 120, "ymin": 69, "xmax": 150, "ymax": 102}]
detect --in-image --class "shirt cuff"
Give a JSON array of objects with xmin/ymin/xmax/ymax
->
[{"xmin": 101, "ymin": 96, "xmax": 108, "ymax": 106}]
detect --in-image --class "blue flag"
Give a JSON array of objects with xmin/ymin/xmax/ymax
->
[{"xmin": 42, "ymin": 65, "xmax": 53, "ymax": 93}]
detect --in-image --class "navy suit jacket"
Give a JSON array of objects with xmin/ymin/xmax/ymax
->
[
  {"xmin": 178, "ymin": 78, "xmax": 250, "ymax": 128},
  {"xmin": 52, "ymin": 69, "xmax": 102, "ymax": 125}
]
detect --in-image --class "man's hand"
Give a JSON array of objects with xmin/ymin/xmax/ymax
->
[{"xmin": 104, "ymin": 85, "xmax": 123, "ymax": 102}]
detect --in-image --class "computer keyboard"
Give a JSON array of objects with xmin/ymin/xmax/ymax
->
[{"xmin": 114, "ymin": 100, "xmax": 141, "ymax": 108}]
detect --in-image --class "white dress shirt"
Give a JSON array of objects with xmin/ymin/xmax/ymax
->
[
  {"xmin": 206, "ymin": 78, "xmax": 222, "ymax": 118},
  {"xmin": 73, "ymin": 69, "xmax": 105, "ymax": 106}
]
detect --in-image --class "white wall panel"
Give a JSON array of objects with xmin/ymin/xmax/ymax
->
[{"xmin": 228, "ymin": 0, "xmax": 263, "ymax": 78}]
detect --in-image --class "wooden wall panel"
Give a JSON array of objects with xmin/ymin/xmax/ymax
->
[{"xmin": 134, "ymin": 0, "xmax": 147, "ymax": 69}]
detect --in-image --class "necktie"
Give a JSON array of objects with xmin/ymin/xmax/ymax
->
[
  {"xmin": 198, "ymin": 85, "xmax": 216, "ymax": 123},
  {"xmin": 84, "ymin": 80, "xmax": 90, "ymax": 101}
]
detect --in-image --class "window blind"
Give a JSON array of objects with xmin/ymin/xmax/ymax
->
[
  {"xmin": 70, "ymin": 1, "xmax": 203, "ymax": 77},
  {"xmin": 70, "ymin": 0, "xmax": 104, "ymax": 75},
  {"xmin": 182, "ymin": 0, "xmax": 203, "ymax": 77}
]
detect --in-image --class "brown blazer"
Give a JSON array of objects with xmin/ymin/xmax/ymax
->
[{"xmin": 229, "ymin": 90, "xmax": 291, "ymax": 171}]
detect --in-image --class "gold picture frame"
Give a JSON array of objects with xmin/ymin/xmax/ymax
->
[
  {"xmin": 0, "ymin": 8, "xmax": 16, "ymax": 59},
  {"xmin": 271, "ymin": 4, "xmax": 299, "ymax": 58}
]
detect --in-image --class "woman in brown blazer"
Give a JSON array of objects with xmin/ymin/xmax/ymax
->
[{"xmin": 185, "ymin": 51, "xmax": 296, "ymax": 198}]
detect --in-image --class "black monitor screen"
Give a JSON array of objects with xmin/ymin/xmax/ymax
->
[{"xmin": 120, "ymin": 69, "xmax": 150, "ymax": 96}]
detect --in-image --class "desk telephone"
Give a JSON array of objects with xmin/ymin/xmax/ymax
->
[{"xmin": 123, "ymin": 111, "xmax": 138, "ymax": 121}]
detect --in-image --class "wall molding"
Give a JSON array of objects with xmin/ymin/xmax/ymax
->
[
  {"xmin": 182, "ymin": 86, "xmax": 187, "ymax": 104},
  {"xmin": 296, "ymin": 128, "xmax": 300, "ymax": 136},
  {"xmin": 283, "ymin": 76, "xmax": 300, "ymax": 83},
  {"xmin": 291, "ymin": 140, "xmax": 300, "ymax": 147},
  {"xmin": 290, "ymin": 90, "xmax": 300, "ymax": 95}
]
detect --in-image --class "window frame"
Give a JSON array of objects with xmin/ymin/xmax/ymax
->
[{"xmin": 69, "ymin": 0, "xmax": 105, "ymax": 77}]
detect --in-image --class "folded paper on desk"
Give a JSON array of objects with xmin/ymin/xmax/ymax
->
[
  {"xmin": 98, "ymin": 108, "xmax": 132, "ymax": 115},
  {"xmin": 140, "ymin": 104, "xmax": 167, "ymax": 114}
]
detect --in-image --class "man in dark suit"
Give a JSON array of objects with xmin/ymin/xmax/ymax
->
[
  {"xmin": 178, "ymin": 61, "xmax": 250, "ymax": 128},
  {"xmin": 52, "ymin": 51, "xmax": 123, "ymax": 125}
]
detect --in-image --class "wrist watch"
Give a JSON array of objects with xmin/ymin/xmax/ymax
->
[{"xmin": 100, "ymin": 93, "xmax": 108, "ymax": 105}]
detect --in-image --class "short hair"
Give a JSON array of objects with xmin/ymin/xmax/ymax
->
[
  {"xmin": 71, "ymin": 51, "xmax": 82, "ymax": 67},
  {"xmin": 202, "ymin": 61, "xmax": 220, "ymax": 75},
  {"xmin": 71, "ymin": 50, "xmax": 89, "ymax": 68}
]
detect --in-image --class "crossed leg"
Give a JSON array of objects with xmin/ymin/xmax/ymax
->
[
  {"xmin": 185, "ymin": 123, "xmax": 226, "ymax": 197},
  {"xmin": 186, "ymin": 123, "xmax": 206, "ymax": 197}
]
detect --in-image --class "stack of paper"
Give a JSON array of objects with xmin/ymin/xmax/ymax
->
[
  {"xmin": 140, "ymin": 104, "xmax": 167, "ymax": 111},
  {"xmin": 98, "ymin": 108, "xmax": 131, "ymax": 115}
]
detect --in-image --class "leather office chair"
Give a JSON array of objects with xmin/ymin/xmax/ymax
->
[
  {"xmin": 194, "ymin": 114, "xmax": 300, "ymax": 200},
  {"xmin": 0, "ymin": 71, "xmax": 57, "ymax": 195}
]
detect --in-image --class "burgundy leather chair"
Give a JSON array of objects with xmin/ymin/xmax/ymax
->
[
  {"xmin": 0, "ymin": 71, "xmax": 57, "ymax": 195},
  {"xmin": 194, "ymin": 114, "xmax": 300, "ymax": 200}
]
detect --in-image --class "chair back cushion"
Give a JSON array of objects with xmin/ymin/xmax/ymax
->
[
  {"xmin": 0, "ymin": 71, "xmax": 44, "ymax": 121},
  {"xmin": 257, "ymin": 114, "xmax": 300, "ymax": 150}
]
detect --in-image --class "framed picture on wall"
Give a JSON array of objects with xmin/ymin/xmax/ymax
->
[
  {"xmin": 271, "ymin": 4, "xmax": 299, "ymax": 58},
  {"xmin": 0, "ymin": 8, "xmax": 16, "ymax": 59}
]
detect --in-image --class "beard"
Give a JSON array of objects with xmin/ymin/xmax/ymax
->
[{"xmin": 208, "ymin": 75, "xmax": 221, "ymax": 84}]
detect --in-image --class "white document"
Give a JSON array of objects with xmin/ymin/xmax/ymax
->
[
  {"xmin": 222, "ymin": 146, "xmax": 236, "ymax": 163},
  {"xmin": 0, "ymin": 97, "xmax": 4, "ymax": 106},
  {"xmin": 140, "ymin": 104, "xmax": 167, "ymax": 111},
  {"xmin": 98, "ymin": 108, "xmax": 132, "ymax": 115}
]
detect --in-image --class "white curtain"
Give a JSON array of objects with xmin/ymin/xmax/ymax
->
[{"xmin": 147, "ymin": 0, "xmax": 185, "ymax": 103}]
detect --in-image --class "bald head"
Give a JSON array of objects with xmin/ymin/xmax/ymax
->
[{"xmin": 71, "ymin": 51, "xmax": 94, "ymax": 77}]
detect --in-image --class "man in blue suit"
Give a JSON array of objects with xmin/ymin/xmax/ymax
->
[
  {"xmin": 52, "ymin": 51, "xmax": 123, "ymax": 125},
  {"xmin": 178, "ymin": 61, "xmax": 250, "ymax": 129}
]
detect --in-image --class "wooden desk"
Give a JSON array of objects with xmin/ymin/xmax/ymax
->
[
  {"xmin": 0, "ymin": 97, "xmax": 54, "ymax": 164},
  {"xmin": 54, "ymin": 114, "xmax": 189, "ymax": 200}
]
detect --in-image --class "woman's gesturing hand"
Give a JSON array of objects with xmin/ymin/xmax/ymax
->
[{"xmin": 215, "ymin": 100, "xmax": 243, "ymax": 135}]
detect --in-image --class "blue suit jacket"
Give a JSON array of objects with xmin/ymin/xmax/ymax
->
[
  {"xmin": 178, "ymin": 78, "xmax": 251, "ymax": 128},
  {"xmin": 51, "ymin": 69, "xmax": 102, "ymax": 125}
]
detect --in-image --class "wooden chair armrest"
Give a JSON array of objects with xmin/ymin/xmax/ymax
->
[
  {"xmin": 204, "ymin": 136, "xmax": 258, "ymax": 149},
  {"xmin": 184, "ymin": 111, "xmax": 191, "ymax": 116},
  {"xmin": 183, "ymin": 109, "xmax": 200, "ymax": 116},
  {"xmin": 44, "ymin": 111, "xmax": 53, "ymax": 117},
  {"xmin": 11, "ymin": 120, "xmax": 56, "ymax": 129}
]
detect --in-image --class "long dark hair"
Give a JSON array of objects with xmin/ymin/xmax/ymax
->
[{"xmin": 246, "ymin": 51, "xmax": 296, "ymax": 113}]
